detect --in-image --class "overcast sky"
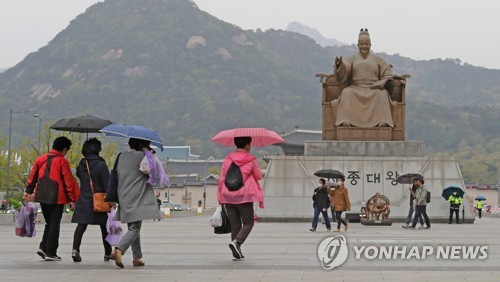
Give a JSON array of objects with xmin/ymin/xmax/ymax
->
[{"xmin": 1, "ymin": 0, "xmax": 498, "ymax": 70}]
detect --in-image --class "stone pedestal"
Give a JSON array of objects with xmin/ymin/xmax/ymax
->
[{"xmin": 259, "ymin": 141, "xmax": 475, "ymax": 223}]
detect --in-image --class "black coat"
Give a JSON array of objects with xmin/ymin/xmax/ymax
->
[
  {"xmin": 312, "ymin": 186, "xmax": 330, "ymax": 209},
  {"xmin": 71, "ymin": 154, "xmax": 110, "ymax": 225}
]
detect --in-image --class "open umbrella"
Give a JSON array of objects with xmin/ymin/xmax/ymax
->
[
  {"xmin": 314, "ymin": 169, "xmax": 344, "ymax": 180},
  {"xmin": 475, "ymin": 195, "xmax": 486, "ymax": 201},
  {"xmin": 441, "ymin": 185, "xmax": 465, "ymax": 200},
  {"xmin": 100, "ymin": 124, "xmax": 164, "ymax": 150},
  {"xmin": 211, "ymin": 127, "xmax": 284, "ymax": 147},
  {"xmin": 50, "ymin": 114, "xmax": 114, "ymax": 133},
  {"xmin": 396, "ymin": 173, "xmax": 423, "ymax": 184}
]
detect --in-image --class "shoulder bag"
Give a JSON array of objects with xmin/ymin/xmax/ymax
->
[{"xmin": 86, "ymin": 160, "xmax": 111, "ymax": 212}]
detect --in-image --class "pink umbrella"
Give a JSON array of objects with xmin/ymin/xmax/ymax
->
[{"xmin": 211, "ymin": 128, "xmax": 285, "ymax": 147}]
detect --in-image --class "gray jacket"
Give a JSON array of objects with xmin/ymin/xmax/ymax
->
[
  {"xmin": 415, "ymin": 185, "xmax": 428, "ymax": 206},
  {"xmin": 114, "ymin": 150, "xmax": 161, "ymax": 223}
]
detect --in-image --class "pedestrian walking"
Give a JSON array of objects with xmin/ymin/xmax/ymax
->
[
  {"xmin": 24, "ymin": 136, "xmax": 80, "ymax": 261},
  {"xmin": 218, "ymin": 137, "xmax": 264, "ymax": 261},
  {"xmin": 409, "ymin": 177, "xmax": 431, "ymax": 229},
  {"xmin": 329, "ymin": 176, "xmax": 350, "ymax": 232},
  {"xmin": 71, "ymin": 138, "xmax": 113, "ymax": 262},
  {"xmin": 111, "ymin": 138, "xmax": 162, "ymax": 268},
  {"xmin": 402, "ymin": 180, "xmax": 424, "ymax": 229},
  {"xmin": 476, "ymin": 200, "xmax": 483, "ymax": 219},
  {"xmin": 310, "ymin": 179, "xmax": 331, "ymax": 231}
]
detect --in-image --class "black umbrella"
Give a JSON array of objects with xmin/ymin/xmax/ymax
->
[
  {"xmin": 396, "ymin": 173, "xmax": 423, "ymax": 184},
  {"xmin": 50, "ymin": 114, "xmax": 114, "ymax": 133},
  {"xmin": 441, "ymin": 185, "xmax": 464, "ymax": 200},
  {"xmin": 314, "ymin": 169, "xmax": 344, "ymax": 180}
]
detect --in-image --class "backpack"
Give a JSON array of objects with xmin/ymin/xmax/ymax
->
[
  {"xmin": 426, "ymin": 191, "xmax": 431, "ymax": 203},
  {"xmin": 36, "ymin": 155, "xmax": 59, "ymax": 204},
  {"xmin": 224, "ymin": 162, "xmax": 244, "ymax": 191}
]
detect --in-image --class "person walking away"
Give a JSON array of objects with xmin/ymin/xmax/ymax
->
[
  {"xmin": 476, "ymin": 200, "xmax": 483, "ymax": 219},
  {"xmin": 154, "ymin": 196, "xmax": 162, "ymax": 221},
  {"xmin": 326, "ymin": 181, "xmax": 337, "ymax": 223},
  {"xmin": 310, "ymin": 179, "xmax": 331, "ymax": 231},
  {"xmin": 71, "ymin": 138, "xmax": 113, "ymax": 262},
  {"xmin": 218, "ymin": 137, "xmax": 264, "ymax": 261},
  {"xmin": 448, "ymin": 191, "xmax": 462, "ymax": 224},
  {"xmin": 330, "ymin": 176, "xmax": 351, "ymax": 232},
  {"xmin": 111, "ymin": 138, "xmax": 163, "ymax": 268},
  {"xmin": 402, "ymin": 180, "xmax": 424, "ymax": 229},
  {"xmin": 24, "ymin": 136, "xmax": 80, "ymax": 261},
  {"xmin": 409, "ymin": 177, "xmax": 431, "ymax": 229}
]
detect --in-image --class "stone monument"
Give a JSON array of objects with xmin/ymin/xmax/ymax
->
[{"xmin": 259, "ymin": 28, "xmax": 475, "ymax": 224}]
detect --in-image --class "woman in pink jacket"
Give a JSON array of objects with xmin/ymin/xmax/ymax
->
[{"xmin": 218, "ymin": 137, "xmax": 263, "ymax": 261}]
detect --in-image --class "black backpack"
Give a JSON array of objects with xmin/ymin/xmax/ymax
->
[
  {"xmin": 426, "ymin": 191, "xmax": 431, "ymax": 203},
  {"xmin": 224, "ymin": 162, "xmax": 244, "ymax": 191}
]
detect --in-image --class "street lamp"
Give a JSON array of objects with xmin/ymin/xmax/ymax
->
[
  {"xmin": 33, "ymin": 114, "xmax": 42, "ymax": 153},
  {"xmin": 6, "ymin": 109, "xmax": 38, "ymax": 204},
  {"xmin": 184, "ymin": 147, "xmax": 188, "ymax": 205},
  {"xmin": 203, "ymin": 156, "xmax": 215, "ymax": 210}
]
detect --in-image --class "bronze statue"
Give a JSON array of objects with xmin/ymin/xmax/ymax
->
[
  {"xmin": 316, "ymin": 28, "xmax": 409, "ymax": 141},
  {"xmin": 332, "ymin": 28, "xmax": 396, "ymax": 128}
]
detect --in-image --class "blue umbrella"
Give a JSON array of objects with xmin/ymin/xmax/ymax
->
[
  {"xmin": 100, "ymin": 124, "xmax": 164, "ymax": 150},
  {"xmin": 441, "ymin": 185, "xmax": 464, "ymax": 200},
  {"xmin": 475, "ymin": 195, "xmax": 486, "ymax": 201}
]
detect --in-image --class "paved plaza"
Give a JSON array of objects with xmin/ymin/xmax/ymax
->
[{"xmin": 1, "ymin": 213, "xmax": 499, "ymax": 281}]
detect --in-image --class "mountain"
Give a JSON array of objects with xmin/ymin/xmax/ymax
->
[
  {"xmin": 286, "ymin": 22, "xmax": 346, "ymax": 47},
  {"xmin": 0, "ymin": 0, "xmax": 499, "ymax": 156}
]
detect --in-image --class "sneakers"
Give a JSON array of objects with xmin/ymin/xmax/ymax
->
[
  {"xmin": 309, "ymin": 228, "xmax": 316, "ymax": 232},
  {"xmin": 418, "ymin": 225, "xmax": 425, "ymax": 229},
  {"xmin": 37, "ymin": 249, "xmax": 46, "ymax": 260},
  {"xmin": 424, "ymin": 226, "xmax": 431, "ymax": 229},
  {"xmin": 334, "ymin": 228, "xmax": 340, "ymax": 232},
  {"xmin": 45, "ymin": 255, "xmax": 62, "ymax": 261},
  {"xmin": 72, "ymin": 250, "xmax": 82, "ymax": 262},
  {"xmin": 408, "ymin": 226, "xmax": 416, "ymax": 229},
  {"xmin": 401, "ymin": 224, "xmax": 409, "ymax": 229},
  {"xmin": 344, "ymin": 223, "xmax": 349, "ymax": 232},
  {"xmin": 229, "ymin": 240, "xmax": 243, "ymax": 260}
]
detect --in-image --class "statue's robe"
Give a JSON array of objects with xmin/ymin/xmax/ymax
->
[{"xmin": 332, "ymin": 52, "xmax": 396, "ymax": 127}]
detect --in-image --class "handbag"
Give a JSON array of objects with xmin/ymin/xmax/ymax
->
[
  {"xmin": 86, "ymin": 160, "xmax": 111, "ymax": 212},
  {"xmin": 105, "ymin": 153, "xmax": 121, "ymax": 203},
  {"xmin": 214, "ymin": 205, "xmax": 231, "ymax": 234}
]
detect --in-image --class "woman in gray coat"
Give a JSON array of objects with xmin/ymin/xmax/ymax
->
[
  {"xmin": 112, "ymin": 138, "xmax": 161, "ymax": 268},
  {"xmin": 71, "ymin": 138, "xmax": 112, "ymax": 262}
]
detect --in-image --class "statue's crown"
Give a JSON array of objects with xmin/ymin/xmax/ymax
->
[{"xmin": 358, "ymin": 28, "xmax": 370, "ymax": 39}]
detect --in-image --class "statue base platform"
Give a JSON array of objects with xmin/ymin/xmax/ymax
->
[{"xmin": 360, "ymin": 219, "xmax": 393, "ymax": 226}]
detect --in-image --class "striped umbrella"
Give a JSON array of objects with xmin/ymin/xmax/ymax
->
[
  {"xmin": 211, "ymin": 127, "xmax": 284, "ymax": 147},
  {"xmin": 100, "ymin": 124, "xmax": 164, "ymax": 150}
]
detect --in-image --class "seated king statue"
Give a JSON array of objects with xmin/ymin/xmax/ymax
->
[{"xmin": 332, "ymin": 28, "xmax": 397, "ymax": 128}]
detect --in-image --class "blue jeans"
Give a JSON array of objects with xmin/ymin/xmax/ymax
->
[
  {"xmin": 405, "ymin": 204, "xmax": 424, "ymax": 225},
  {"xmin": 312, "ymin": 206, "xmax": 331, "ymax": 230}
]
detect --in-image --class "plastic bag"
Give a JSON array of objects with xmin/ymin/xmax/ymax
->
[
  {"xmin": 105, "ymin": 207, "xmax": 123, "ymax": 246},
  {"xmin": 210, "ymin": 206, "xmax": 223, "ymax": 227},
  {"xmin": 15, "ymin": 202, "xmax": 37, "ymax": 237}
]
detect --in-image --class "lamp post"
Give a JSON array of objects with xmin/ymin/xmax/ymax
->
[
  {"xmin": 6, "ymin": 109, "xmax": 38, "ymax": 203},
  {"xmin": 33, "ymin": 114, "xmax": 42, "ymax": 153},
  {"xmin": 184, "ymin": 147, "xmax": 188, "ymax": 205}
]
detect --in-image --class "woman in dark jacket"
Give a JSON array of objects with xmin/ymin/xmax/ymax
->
[{"xmin": 71, "ymin": 138, "xmax": 112, "ymax": 262}]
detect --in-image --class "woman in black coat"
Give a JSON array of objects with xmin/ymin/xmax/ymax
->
[{"xmin": 71, "ymin": 138, "xmax": 112, "ymax": 262}]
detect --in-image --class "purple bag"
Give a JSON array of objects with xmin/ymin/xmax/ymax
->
[
  {"xmin": 105, "ymin": 207, "xmax": 123, "ymax": 245},
  {"xmin": 15, "ymin": 202, "xmax": 37, "ymax": 237}
]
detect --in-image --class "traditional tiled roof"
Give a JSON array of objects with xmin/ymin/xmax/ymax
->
[
  {"xmin": 278, "ymin": 129, "xmax": 322, "ymax": 146},
  {"xmin": 153, "ymin": 146, "xmax": 200, "ymax": 160}
]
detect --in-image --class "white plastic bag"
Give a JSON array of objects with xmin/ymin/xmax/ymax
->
[{"xmin": 210, "ymin": 206, "xmax": 223, "ymax": 227}]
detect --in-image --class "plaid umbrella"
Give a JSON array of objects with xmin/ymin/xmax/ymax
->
[
  {"xmin": 100, "ymin": 124, "xmax": 164, "ymax": 150},
  {"xmin": 211, "ymin": 127, "xmax": 284, "ymax": 147}
]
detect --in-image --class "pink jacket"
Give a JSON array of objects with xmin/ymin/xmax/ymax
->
[{"xmin": 218, "ymin": 149, "xmax": 264, "ymax": 208}]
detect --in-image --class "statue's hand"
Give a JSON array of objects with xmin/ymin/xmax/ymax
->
[{"xmin": 335, "ymin": 56, "xmax": 342, "ymax": 68}]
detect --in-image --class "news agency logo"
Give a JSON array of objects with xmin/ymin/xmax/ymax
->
[
  {"xmin": 317, "ymin": 235, "xmax": 349, "ymax": 270},
  {"xmin": 317, "ymin": 235, "xmax": 489, "ymax": 270}
]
